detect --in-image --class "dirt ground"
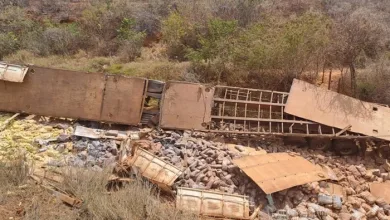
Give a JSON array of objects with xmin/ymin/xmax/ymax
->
[{"xmin": 0, "ymin": 183, "xmax": 79, "ymax": 220}]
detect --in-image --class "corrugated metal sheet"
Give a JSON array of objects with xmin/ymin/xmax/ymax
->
[
  {"xmin": 285, "ymin": 79, "xmax": 390, "ymax": 141},
  {"xmin": 176, "ymin": 187, "xmax": 250, "ymax": 219},
  {"xmin": 127, "ymin": 147, "xmax": 182, "ymax": 191},
  {"xmin": 160, "ymin": 81, "xmax": 214, "ymax": 130},
  {"xmin": 233, "ymin": 153, "xmax": 329, "ymax": 194},
  {"xmin": 0, "ymin": 62, "xmax": 29, "ymax": 82}
]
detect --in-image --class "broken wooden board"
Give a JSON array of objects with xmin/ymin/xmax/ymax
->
[
  {"xmin": 41, "ymin": 184, "xmax": 82, "ymax": 208},
  {"xmin": 370, "ymin": 182, "xmax": 390, "ymax": 203},
  {"xmin": 285, "ymin": 79, "xmax": 390, "ymax": 141},
  {"xmin": 126, "ymin": 147, "xmax": 182, "ymax": 191},
  {"xmin": 0, "ymin": 62, "xmax": 29, "ymax": 82},
  {"xmin": 176, "ymin": 187, "xmax": 250, "ymax": 219},
  {"xmin": 233, "ymin": 153, "xmax": 329, "ymax": 194}
]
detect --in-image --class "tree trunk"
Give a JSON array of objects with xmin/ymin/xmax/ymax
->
[
  {"xmin": 328, "ymin": 68, "xmax": 332, "ymax": 90},
  {"xmin": 349, "ymin": 62, "xmax": 357, "ymax": 96}
]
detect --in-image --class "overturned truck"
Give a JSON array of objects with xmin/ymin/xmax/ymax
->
[{"xmin": 1, "ymin": 62, "xmax": 389, "ymax": 156}]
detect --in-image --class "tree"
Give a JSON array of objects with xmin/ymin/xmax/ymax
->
[
  {"xmin": 233, "ymin": 13, "xmax": 330, "ymax": 90},
  {"xmin": 327, "ymin": 7, "xmax": 388, "ymax": 95}
]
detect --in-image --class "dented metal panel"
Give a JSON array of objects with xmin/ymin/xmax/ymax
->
[
  {"xmin": 128, "ymin": 147, "xmax": 182, "ymax": 190},
  {"xmin": 285, "ymin": 79, "xmax": 390, "ymax": 141},
  {"xmin": 160, "ymin": 81, "xmax": 214, "ymax": 130},
  {"xmin": 0, "ymin": 66, "xmax": 146, "ymax": 125},
  {"xmin": 370, "ymin": 182, "xmax": 390, "ymax": 204},
  {"xmin": 100, "ymin": 75, "xmax": 146, "ymax": 124},
  {"xmin": 233, "ymin": 153, "xmax": 329, "ymax": 194},
  {"xmin": 176, "ymin": 187, "xmax": 250, "ymax": 219},
  {"xmin": 0, "ymin": 66, "xmax": 105, "ymax": 120},
  {"xmin": 0, "ymin": 62, "xmax": 29, "ymax": 82}
]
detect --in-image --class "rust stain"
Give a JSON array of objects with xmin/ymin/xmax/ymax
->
[{"xmin": 233, "ymin": 152, "xmax": 329, "ymax": 194}]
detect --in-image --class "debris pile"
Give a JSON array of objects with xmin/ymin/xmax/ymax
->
[
  {"xmin": 125, "ymin": 130, "xmax": 390, "ymax": 219},
  {"xmin": 138, "ymin": 130, "xmax": 269, "ymax": 206},
  {"xmin": 66, "ymin": 137, "xmax": 119, "ymax": 169},
  {"xmin": 2, "ymin": 113, "xmax": 390, "ymax": 219}
]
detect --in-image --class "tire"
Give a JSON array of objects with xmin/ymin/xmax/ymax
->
[
  {"xmin": 306, "ymin": 137, "xmax": 332, "ymax": 151},
  {"xmin": 333, "ymin": 139, "xmax": 359, "ymax": 156}
]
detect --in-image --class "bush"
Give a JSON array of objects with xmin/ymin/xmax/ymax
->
[
  {"xmin": 232, "ymin": 13, "xmax": 330, "ymax": 90},
  {"xmin": 356, "ymin": 57, "xmax": 390, "ymax": 104},
  {"xmin": 41, "ymin": 26, "xmax": 82, "ymax": 55},
  {"xmin": 117, "ymin": 18, "xmax": 147, "ymax": 62},
  {"xmin": 79, "ymin": 1, "xmax": 146, "ymax": 60},
  {"xmin": 162, "ymin": 12, "xmax": 197, "ymax": 60},
  {"xmin": 0, "ymin": 32, "xmax": 19, "ymax": 60}
]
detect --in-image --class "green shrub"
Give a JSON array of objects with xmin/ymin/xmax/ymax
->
[
  {"xmin": 232, "ymin": 13, "xmax": 330, "ymax": 90},
  {"xmin": 161, "ymin": 12, "xmax": 196, "ymax": 60},
  {"xmin": 0, "ymin": 32, "xmax": 19, "ymax": 60},
  {"xmin": 117, "ymin": 18, "xmax": 146, "ymax": 62}
]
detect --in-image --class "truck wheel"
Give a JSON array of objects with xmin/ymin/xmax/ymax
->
[
  {"xmin": 306, "ymin": 137, "xmax": 331, "ymax": 151},
  {"xmin": 333, "ymin": 139, "xmax": 359, "ymax": 156}
]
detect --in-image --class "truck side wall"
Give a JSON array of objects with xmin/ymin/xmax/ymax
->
[{"xmin": 0, "ymin": 66, "xmax": 146, "ymax": 125}]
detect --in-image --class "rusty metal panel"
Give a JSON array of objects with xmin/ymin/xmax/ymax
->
[
  {"xmin": 100, "ymin": 75, "xmax": 146, "ymax": 125},
  {"xmin": 233, "ymin": 153, "xmax": 329, "ymax": 194},
  {"xmin": 176, "ymin": 187, "xmax": 250, "ymax": 219},
  {"xmin": 285, "ymin": 79, "xmax": 390, "ymax": 141},
  {"xmin": 160, "ymin": 81, "xmax": 214, "ymax": 130},
  {"xmin": 370, "ymin": 182, "xmax": 390, "ymax": 203},
  {"xmin": 0, "ymin": 62, "xmax": 29, "ymax": 82},
  {"xmin": 0, "ymin": 65, "xmax": 146, "ymax": 125},
  {"xmin": 127, "ymin": 147, "xmax": 182, "ymax": 190},
  {"xmin": 0, "ymin": 66, "xmax": 105, "ymax": 120}
]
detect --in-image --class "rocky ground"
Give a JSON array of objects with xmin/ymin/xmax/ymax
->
[{"xmin": 1, "ymin": 113, "xmax": 390, "ymax": 219}]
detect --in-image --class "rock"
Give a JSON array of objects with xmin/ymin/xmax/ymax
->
[
  {"xmin": 339, "ymin": 212, "xmax": 352, "ymax": 220},
  {"xmin": 56, "ymin": 144, "xmax": 66, "ymax": 153},
  {"xmin": 360, "ymin": 191, "xmax": 377, "ymax": 205},
  {"xmin": 54, "ymin": 123, "xmax": 69, "ymax": 130},
  {"xmin": 376, "ymin": 198, "xmax": 387, "ymax": 207},
  {"xmin": 348, "ymin": 165, "xmax": 362, "ymax": 177},
  {"xmin": 77, "ymin": 151, "xmax": 88, "ymax": 160},
  {"xmin": 366, "ymin": 205, "xmax": 380, "ymax": 217},
  {"xmin": 57, "ymin": 134, "xmax": 70, "ymax": 142},
  {"xmin": 347, "ymin": 175, "xmax": 360, "ymax": 189}
]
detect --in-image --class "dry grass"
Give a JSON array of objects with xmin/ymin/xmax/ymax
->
[
  {"xmin": 61, "ymin": 168, "xmax": 198, "ymax": 220},
  {"xmin": 0, "ymin": 156, "xmax": 198, "ymax": 220},
  {"xmin": 4, "ymin": 49, "xmax": 192, "ymax": 82},
  {"xmin": 0, "ymin": 155, "xmax": 79, "ymax": 220},
  {"xmin": 0, "ymin": 154, "xmax": 30, "ymax": 189}
]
